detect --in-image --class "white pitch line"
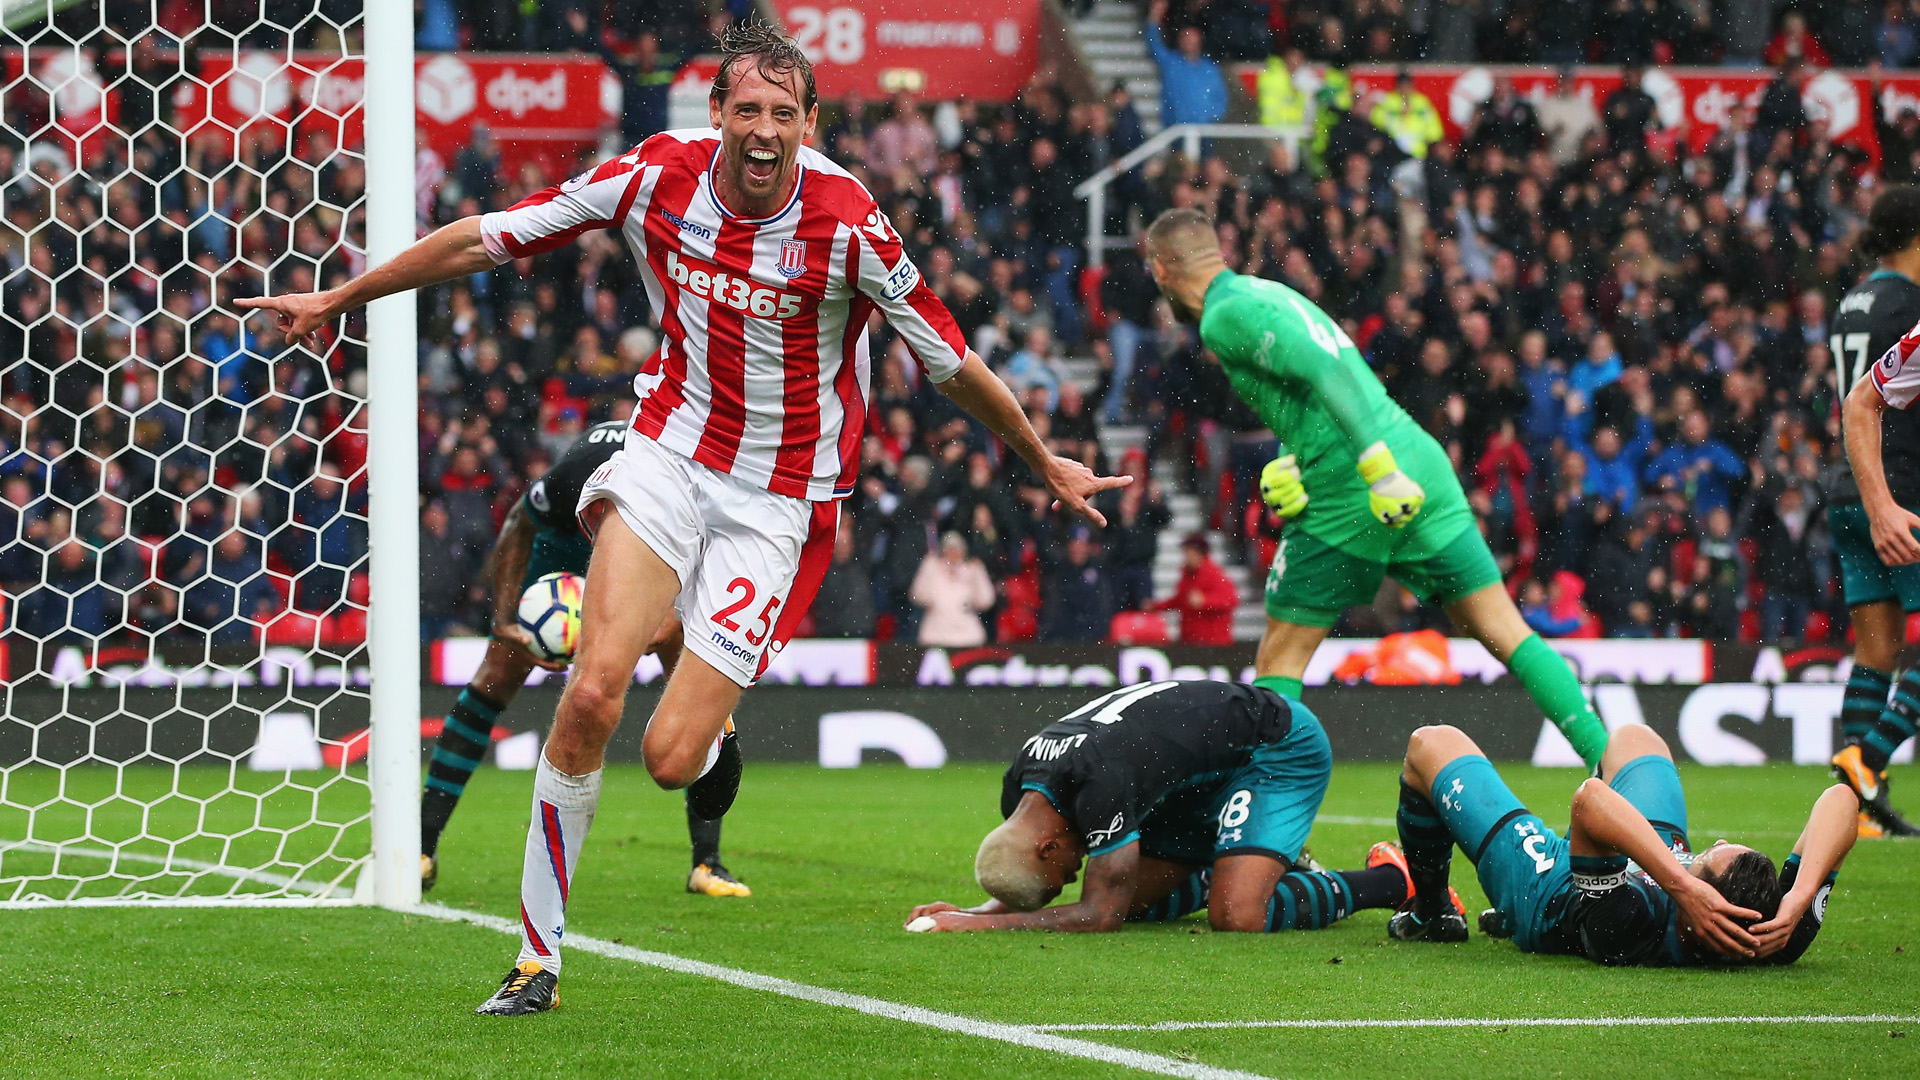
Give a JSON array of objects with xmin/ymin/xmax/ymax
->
[
  {"xmin": 412, "ymin": 902, "xmax": 1275, "ymax": 1080},
  {"xmin": 1032, "ymin": 1015, "xmax": 1920, "ymax": 1033},
  {"xmin": 1312, "ymin": 815, "xmax": 1395, "ymax": 827}
]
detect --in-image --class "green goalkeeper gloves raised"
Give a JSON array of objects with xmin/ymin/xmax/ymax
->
[
  {"xmin": 1357, "ymin": 442, "xmax": 1424, "ymax": 528},
  {"xmin": 1259, "ymin": 455, "xmax": 1308, "ymax": 519}
]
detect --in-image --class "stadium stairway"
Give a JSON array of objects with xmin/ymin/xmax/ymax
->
[{"xmin": 1069, "ymin": 0, "xmax": 1163, "ymax": 133}]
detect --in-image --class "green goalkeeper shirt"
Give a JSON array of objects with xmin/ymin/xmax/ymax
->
[{"xmin": 1199, "ymin": 270, "xmax": 1468, "ymax": 562}]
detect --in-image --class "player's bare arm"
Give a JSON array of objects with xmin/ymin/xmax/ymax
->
[
  {"xmin": 1567, "ymin": 778, "xmax": 1761, "ymax": 958},
  {"xmin": 1752, "ymin": 784, "xmax": 1859, "ymax": 956},
  {"xmin": 235, "ymin": 217, "xmax": 493, "ymax": 349},
  {"xmin": 910, "ymin": 841, "xmax": 1139, "ymax": 933},
  {"xmin": 485, "ymin": 499, "xmax": 567, "ymax": 672},
  {"xmin": 936, "ymin": 352, "xmax": 1132, "ymax": 526},
  {"xmin": 1844, "ymin": 375, "xmax": 1920, "ymax": 565}
]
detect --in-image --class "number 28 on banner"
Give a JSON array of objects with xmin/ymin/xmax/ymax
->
[{"xmin": 788, "ymin": 6, "xmax": 867, "ymax": 64}]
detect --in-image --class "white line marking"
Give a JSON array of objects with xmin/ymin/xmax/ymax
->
[
  {"xmin": 412, "ymin": 903, "xmax": 1276, "ymax": 1080},
  {"xmin": 1312, "ymin": 815, "xmax": 1394, "ymax": 827},
  {"xmin": 1032, "ymin": 1015, "xmax": 1920, "ymax": 1032},
  {"xmin": 0, "ymin": 841, "xmax": 355, "ymax": 907}
]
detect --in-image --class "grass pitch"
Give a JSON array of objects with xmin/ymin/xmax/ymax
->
[{"xmin": 6, "ymin": 761, "xmax": 1918, "ymax": 1079}]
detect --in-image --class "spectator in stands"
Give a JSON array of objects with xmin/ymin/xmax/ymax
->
[
  {"xmin": 1256, "ymin": 47, "xmax": 1311, "ymax": 131},
  {"xmin": 1536, "ymin": 66, "xmax": 1599, "ymax": 165},
  {"xmin": 607, "ymin": 32, "xmax": 688, "ymax": 150},
  {"xmin": 1099, "ymin": 237, "xmax": 1160, "ymax": 424},
  {"xmin": 812, "ymin": 530, "xmax": 879, "ymax": 639},
  {"xmin": 1742, "ymin": 467, "xmax": 1823, "ymax": 644},
  {"xmin": 1602, "ymin": 63, "xmax": 1657, "ymax": 152},
  {"xmin": 1644, "ymin": 411, "xmax": 1746, "ymax": 518},
  {"xmin": 1466, "ymin": 77, "xmax": 1541, "ymax": 159},
  {"xmin": 1099, "ymin": 466, "xmax": 1170, "ymax": 614},
  {"xmin": 1154, "ymin": 533, "xmax": 1238, "ymax": 646},
  {"xmin": 1145, "ymin": 1, "xmax": 1228, "ymax": 129},
  {"xmin": 1576, "ymin": 421, "xmax": 1652, "ymax": 513},
  {"xmin": 1002, "ymin": 325, "xmax": 1066, "ymax": 412},
  {"xmin": 1041, "ymin": 526, "xmax": 1113, "ymax": 642},
  {"xmin": 1370, "ymin": 68, "xmax": 1443, "ymax": 159},
  {"xmin": 419, "ymin": 499, "xmax": 481, "ymax": 640},
  {"xmin": 910, "ymin": 531, "xmax": 997, "ymax": 648},
  {"xmin": 867, "ymin": 93, "xmax": 940, "ymax": 191},
  {"xmin": 1520, "ymin": 572, "xmax": 1598, "ymax": 639}
]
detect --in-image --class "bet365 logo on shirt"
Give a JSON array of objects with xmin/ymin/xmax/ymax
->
[{"xmin": 664, "ymin": 251, "xmax": 807, "ymax": 319}]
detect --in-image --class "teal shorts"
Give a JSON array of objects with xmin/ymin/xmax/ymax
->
[
  {"xmin": 1436, "ymin": 752, "xmax": 1689, "ymax": 953},
  {"xmin": 1830, "ymin": 501, "xmax": 1920, "ymax": 612},
  {"xmin": 1266, "ymin": 523, "xmax": 1505, "ymax": 628},
  {"xmin": 1138, "ymin": 701, "xmax": 1332, "ymax": 866},
  {"xmin": 523, "ymin": 530, "xmax": 593, "ymax": 592}
]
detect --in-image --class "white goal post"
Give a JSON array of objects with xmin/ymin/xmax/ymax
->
[{"xmin": 0, "ymin": 2, "xmax": 418, "ymax": 908}]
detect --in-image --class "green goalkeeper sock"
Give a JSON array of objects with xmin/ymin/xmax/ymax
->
[
  {"xmin": 1254, "ymin": 675, "xmax": 1305, "ymax": 701},
  {"xmin": 1507, "ymin": 633, "xmax": 1607, "ymax": 769}
]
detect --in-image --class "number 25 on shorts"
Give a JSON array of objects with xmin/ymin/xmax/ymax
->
[{"xmin": 712, "ymin": 577, "xmax": 783, "ymax": 647}]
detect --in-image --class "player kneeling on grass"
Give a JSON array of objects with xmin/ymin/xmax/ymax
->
[
  {"xmin": 1389, "ymin": 722, "xmax": 1854, "ymax": 966},
  {"xmin": 419, "ymin": 420, "xmax": 750, "ymax": 900},
  {"xmin": 904, "ymin": 679, "xmax": 1437, "ymax": 933}
]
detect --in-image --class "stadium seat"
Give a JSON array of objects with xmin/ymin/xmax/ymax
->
[{"xmin": 1109, "ymin": 610, "xmax": 1170, "ymax": 645}]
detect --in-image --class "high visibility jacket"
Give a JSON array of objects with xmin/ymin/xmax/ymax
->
[
  {"xmin": 1258, "ymin": 58, "xmax": 1309, "ymax": 130},
  {"xmin": 1370, "ymin": 90, "xmax": 1444, "ymax": 159}
]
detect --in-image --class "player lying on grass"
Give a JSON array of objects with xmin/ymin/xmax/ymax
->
[
  {"xmin": 904, "ymin": 679, "xmax": 1442, "ymax": 933},
  {"xmin": 1143, "ymin": 208, "xmax": 1609, "ymax": 770},
  {"xmin": 1389, "ymin": 721, "xmax": 1853, "ymax": 966},
  {"xmin": 421, "ymin": 420, "xmax": 749, "ymax": 900}
]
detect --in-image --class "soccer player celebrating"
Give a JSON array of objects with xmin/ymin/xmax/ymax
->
[
  {"xmin": 420, "ymin": 419, "xmax": 750, "ymax": 900},
  {"xmin": 1828, "ymin": 184, "xmax": 1920, "ymax": 837},
  {"xmin": 904, "ymin": 680, "xmax": 1437, "ymax": 933},
  {"xmin": 1389, "ymin": 721, "xmax": 1853, "ymax": 966},
  {"xmin": 240, "ymin": 23, "xmax": 1125, "ymax": 1014},
  {"xmin": 1141, "ymin": 208, "xmax": 1609, "ymax": 769}
]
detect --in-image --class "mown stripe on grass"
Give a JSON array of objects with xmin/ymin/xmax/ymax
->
[
  {"xmin": 413, "ymin": 902, "xmax": 1277, "ymax": 1080},
  {"xmin": 1032, "ymin": 1015, "xmax": 1920, "ymax": 1032}
]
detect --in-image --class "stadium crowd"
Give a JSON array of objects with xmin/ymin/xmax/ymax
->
[{"xmin": 0, "ymin": 4, "xmax": 1916, "ymax": 654}]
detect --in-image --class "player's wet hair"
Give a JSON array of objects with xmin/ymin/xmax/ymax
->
[
  {"xmin": 1860, "ymin": 184, "xmax": 1920, "ymax": 260},
  {"xmin": 1145, "ymin": 208, "xmax": 1218, "ymax": 264},
  {"xmin": 1698, "ymin": 848, "xmax": 1782, "ymax": 960},
  {"xmin": 712, "ymin": 19, "xmax": 817, "ymax": 113}
]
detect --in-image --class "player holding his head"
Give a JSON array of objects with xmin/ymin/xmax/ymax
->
[
  {"xmin": 1828, "ymin": 184, "xmax": 1920, "ymax": 836},
  {"xmin": 1390, "ymin": 722, "xmax": 1854, "ymax": 966},
  {"xmin": 419, "ymin": 420, "xmax": 750, "ymax": 900},
  {"xmin": 241, "ymin": 21, "xmax": 1124, "ymax": 1014},
  {"xmin": 905, "ymin": 679, "xmax": 1440, "ymax": 933},
  {"xmin": 1142, "ymin": 208, "xmax": 1609, "ymax": 769}
]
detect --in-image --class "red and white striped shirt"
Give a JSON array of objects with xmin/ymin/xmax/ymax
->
[
  {"xmin": 1873, "ymin": 319, "xmax": 1920, "ymax": 410},
  {"xmin": 478, "ymin": 129, "xmax": 968, "ymax": 501}
]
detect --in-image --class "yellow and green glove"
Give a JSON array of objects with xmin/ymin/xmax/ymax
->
[
  {"xmin": 1357, "ymin": 441, "xmax": 1424, "ymax": 528},
  {"xmin": 1259, "ymin": 455, "xmax": 1308, "ymax": 520}
]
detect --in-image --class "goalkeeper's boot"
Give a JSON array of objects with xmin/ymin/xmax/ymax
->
[
  {"xmin": 421, "ymin": 853, "xmax": 438, "ymax": 893},
  {"xmin": 686, "ymin": 717, "xmax": 741, "ymax": 822},
  {"xmin": 476, "ymin": 961, "xmax": 558, "ymax": 1016},
  {"xmin": 688, "ymin": 861, "xmax": 753, "ymax": 898},
  {"xmin": 1831, "ymin": 744, "xmax": 1920, "ymax": 836},
  {"xmin": 1374, "ymin": 837, "xmax": 1459, "ymax": 922}
]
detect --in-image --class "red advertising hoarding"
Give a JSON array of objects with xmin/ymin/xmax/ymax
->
[
  {"xmin": 768, "ymin": 0, "xmax": 1042, "ymax": 101},
  {"xmin": 169, "ymin": 52, "xmax": 618, "ymax": 177},
  {"xmin": 1235, "ymin": 62, "xmax": 1920, "ymax": 163}
]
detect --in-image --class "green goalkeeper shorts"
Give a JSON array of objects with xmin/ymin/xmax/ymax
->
[{"xmin": 1264, "ymin": 519, "xmax": 1504, "ymax": 628}]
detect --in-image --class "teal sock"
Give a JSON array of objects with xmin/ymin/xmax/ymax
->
[
  {"xmin": 1254, "ymin": 675, "xmax": 1304, "ymax": 700},
  {"xmin": 1841, "ymin": 665, "xmax": 1892, "ymax": 753},
  {"xmin": 420, "ymin": 687, "xmax": 505, "ymax": 857},
  {"xmin": 1866, "ymin": 668, "xmax": 1920, "ymax": 771},
  {"xmin": 1397, "ymin": 778, "xmax": 1454, "ymax": 920},
  {"xmin": 1507, "ymin": 633, "xmax": 1607, "ymax": 768},
  {"xmin": 1265, "ymin": 867, "xmax": 1404, "ymax": 931},
  {"xmin": 1132, "ymin": 870, "xmax": 1211, "ymax": 922}
]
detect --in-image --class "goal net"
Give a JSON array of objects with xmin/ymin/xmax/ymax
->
[{"xmin": 1, "ymin": 2, "xmax": 417, "ymax": 905}]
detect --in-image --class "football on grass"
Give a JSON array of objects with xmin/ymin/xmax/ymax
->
[{"xmin": 517, "ymin": 572, "xmax": 585, "ymax": 663}]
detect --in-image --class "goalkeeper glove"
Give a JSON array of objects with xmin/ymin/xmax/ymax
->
[
  {"xmin": 1357, "ymin": 441, "xmax": 1424, "ymax": 529},
  {"xmin": 1259, "ymin": 455, "xmax": 1309, "ymax": 520}
]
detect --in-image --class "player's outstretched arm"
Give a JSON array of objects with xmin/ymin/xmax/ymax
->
[
  {"xmin": 1568, "ymin": 777, "xmax": 1761, "ymax": 959},
  {"xmin": 1753, "ymin": 783, "xmax": 1858, "ymax": 957},
  {"xmin": 1843, "ymin": 376, "xmax": 1920, "ymax": 565},
  {"xmin": 906, "ymin": 842, "xmax": 1139, "ymax": 932},
  {"xmin": 936, "ymin": 352, "xmax": 1132, "ymax": 526},
  {"xmin": 235, "ymin": 217, "xmax": 494, "ymax": 350},
  {"xmin": 485, "ymin": 499, "xmax": 567, "ymax": 671}
]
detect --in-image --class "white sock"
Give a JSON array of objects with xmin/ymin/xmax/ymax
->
[
  {"xmin": 515, "ymin": 751, "xmax": 602, "ymax": 973},
  {"xmin": 695, "ymin": 730, "xmax": 723, "ymax": 781}
]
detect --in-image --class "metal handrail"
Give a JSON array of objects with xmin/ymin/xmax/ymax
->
[{"xmin": 1076, "ymin": 123, "xmax": 1305, "ymax": 267}]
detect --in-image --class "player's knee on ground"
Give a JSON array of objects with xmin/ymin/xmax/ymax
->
[{"xmin": 1599, "ymin": 723, "xmax": 1669, "ymax": 778}]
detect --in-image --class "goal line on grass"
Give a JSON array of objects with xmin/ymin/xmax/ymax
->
[
  {"xmin": 411, "ymin": 902, "xmax": 1276, "ymax": 1080},
  {"xmin": 1030, "ymin": 1015, "xmax": 1920, "ymax": 1033}
]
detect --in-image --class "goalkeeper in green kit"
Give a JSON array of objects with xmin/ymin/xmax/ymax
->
[{"xmin": 1144, "ymin": 209, "xmax": 1608, "ymax": 768}]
